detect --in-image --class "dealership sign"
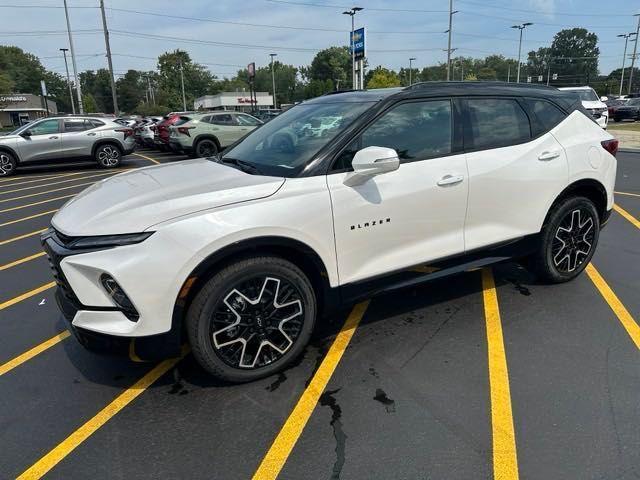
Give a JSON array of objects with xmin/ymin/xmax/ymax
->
[
  {"xmin": 350, "ymin": 27, "xmax": 366, "ymax": 60},
  {"xmin": 0, "ymin": 96, "xmax": 27, "ymax": 102}
]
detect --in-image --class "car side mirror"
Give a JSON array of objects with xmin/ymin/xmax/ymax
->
[
  {"xmin": 600, "ymin": 96, "xmax": 608, "ymax": 102},
  {"xmin": 20, "ymin": 130, "xmax": 32, "ymax": 138},
  {"xmin": 343, "ymin": 146, "xmax": 400, "ymax": 187}
]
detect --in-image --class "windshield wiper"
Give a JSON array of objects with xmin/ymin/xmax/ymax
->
[{"xmin": 218, "ymin": 157, "xmax": 262, "ymax": 175}]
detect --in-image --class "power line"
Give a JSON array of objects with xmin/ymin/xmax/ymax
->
[
  {"xmin": 460, "ymin": 11, "xmax": 638, "ymax": 30},
  {"xmin": 0, "ymin": 29, "xmax": 101, "ymax": 36},
  {"xmin": 457, "ymin": 0, "xmax": 635, "ymax": 17},
  {"xmin": 0, "ymin": 4, "xmax": 97, "ymax": 8},
  {"xmin": 265, "ymin": 0, "xmax": 448, "ymax": 13}
]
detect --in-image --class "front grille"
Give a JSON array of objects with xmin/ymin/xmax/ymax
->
[{"xmin": 43, "ymin": 241, "xmax": 80, "ymax": 305}]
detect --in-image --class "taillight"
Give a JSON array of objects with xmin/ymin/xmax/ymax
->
[
  {"xmin": 116, "ymin": 128, "xmax": 133, "ymax": 139},
  {"xmin": 178, "ymin": 127, "xmax": 194, "ymax": 137},
  {"xmin": 601, "ymin": 139, "xmax": 619, "ymax": 157}
]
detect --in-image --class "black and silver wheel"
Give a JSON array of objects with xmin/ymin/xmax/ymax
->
[
  {"xmin": 0, "ymin": 151, "xmax": 17, "ymax": 177},
  {"xmin": 194, "ymin": 138, "xmax": 218, "ymax": 158},
  {"xmin": 95, "ymin": 144, "xmax": 122, "ymax": 168},
  {"xmin": 528, "ymin": 196, "xmax": 600, "ymax": 283},
  {"xmin": 186, "ymin": 256, "xmax": 316, "ymax": 382}
]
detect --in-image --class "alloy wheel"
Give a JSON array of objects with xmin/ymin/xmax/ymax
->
[
  {"xmin": 211, "ymin": 276, "xmax": 304, "ymax": 369},
  {"xmin": 0, "ymin": 153, "xmax": 14, "ymax": 176},
  {"xmin": 197, "ymin": 140, "xmax": 216, "ymax": 157},
  {"xmin": 98, "ymin": 146, "xmax": 120, "ymax": 167},
  {"xmin": 552, "ymin": 208, "xmax": 595, "ymax": 273}
]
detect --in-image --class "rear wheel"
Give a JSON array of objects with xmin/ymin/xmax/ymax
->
[
  {"xmin": 95, "ymin": 144, "xmax": 122, "ymax": 169},
  {"xmin": 186, "ymin": 256, "xmax": 316, "ymax": 382},
  {"xmin": 0, "ymin": 151, "xmax": 17, "ymax": 177},
  {"xmin": 528, "ymin": 196, "xmax": 599, "ymax": 283},
  {"xmin": 193, "ymin": 138, "xmax": 218, "ymax": 158}
]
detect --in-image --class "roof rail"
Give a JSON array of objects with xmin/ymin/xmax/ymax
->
[
  {"xmin": 322, "ymin": 89, "xmax": 358, "ymax": 96},
  {"xmin": 405, "ymin": 80, "xmax": 556, "ymax": 91}
]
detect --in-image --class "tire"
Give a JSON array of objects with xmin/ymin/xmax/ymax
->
[
  {"xmin": 193, "ymin": 138, "xmax": 219, "ymax": 158},
  {"xmin": 0, "ymin": 151, "xmax": 17, "ymax": 177},
  {"xmin": 95, "ymin": 143, "xmax": 122, "ymax": 169},
  {"xmin": 528, "ymin": 196, "xmax": 600, "ymax": 283},
  {"xmin": 186, "ymin": 256, "xmax": 316, "ymax": 382}
]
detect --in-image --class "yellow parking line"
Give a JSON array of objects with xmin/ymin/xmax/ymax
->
[
  {"xmin": 0, "ymin": 209, "xmax": 57, "ymax": 228},
  {"xmin": 0, "ymin": 171, "xmax": 116, "ymax": 195},
  {"xmin": 133, "ymin": 152, "xmax": 160, "ymax": 165},
  {"xmin": 0, "ymin": 251, "xmax": 46, "ymax": 271},
  {"xmin": 17, "ymin": 346, "xmax": 190, "ymax": 480},
  {"xmin": 481, "ymin": 268, "xmax": 520, "ymax": 480},
  {"xmin": 615, "ymin": 191, "xmax": 640, "ymax": 199},
  {"xmin": 0, "ymin": 331, "xmax": 71, "ymax": 377},
  {"xmin": 0, "ymin": 181, "xmax": 96, "ymax": 204},
  {"xmin": 586, "ymin": 264, "xmax": 640, "ymax": 350},
  {"xmin": 0, "ymin": 228, "xmax": 47, "ymax": 247},
  {"xmin": 614, "ymin": 203, "xmax": 640, "ymax": 229},
  {"xmin": 252, "ymin": 301, "xmax": 369, "ymax": 480},
  {"xmin": 0, "ymin": 170, "xmax": 101, "ymax": 189},
  {"xmin": 0, "ymin": 194, "xmax": 75, "ymax": 214},
  {"xmin": 0, "ymin": 282, "xmax": 55, "ymax": 310}
]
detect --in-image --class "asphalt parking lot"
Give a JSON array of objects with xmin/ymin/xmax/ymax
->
[{"xmin": 1, "ymin": 149, "xmax": 639, "ymax": 480}]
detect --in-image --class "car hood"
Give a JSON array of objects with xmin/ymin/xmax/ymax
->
[
  {"xmin": 581, "ymin": 100, "xmax": 606, "ymax": 109},
  {"xmin": 616, "ymin": 104, "xmax": 639, "ymax": 110},
  {"xmin": 52, "ymin": 159, "xmax": 285, "ymax": 236}
]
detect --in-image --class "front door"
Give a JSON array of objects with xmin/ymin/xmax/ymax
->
[
  {"xmin": 327, "ymin": 99, "xmax": 469, "ymax": 285},
  {"xmin": 16, "ymin": 118, "xmax": 62, "ymax": 163}
]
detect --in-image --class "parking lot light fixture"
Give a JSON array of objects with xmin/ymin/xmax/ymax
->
[
  {"xmin": 511, "ymin": 22, "xmax": 533, "ymax": 83},
  {"xmin": 618, "ymin": 33, "xmax": 636, "ymax": 96},
  {"xmin": 270, "ymin": 53, "xmax": 278, "ymax": 109},
  {"xmin": 59, "ymin": 48, "xmax": 75, "ymax": 114},
  {"xmin": 409, "ymin": 57, "xmax": 416, "ymax": 86},
  {"xmin": 343, "ymin": 7, "xmax": 363, "ymax": 90}
]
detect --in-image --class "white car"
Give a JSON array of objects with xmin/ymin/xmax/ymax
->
[
  {"xmin": 43, "ymin": 83, "xmax": 617, "ymax": 382},
  {"xmin": 559, "ymin": 86, "xmax": 608, "ymax": 129}
]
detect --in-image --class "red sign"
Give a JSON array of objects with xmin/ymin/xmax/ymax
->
[{"xmin": 237, "ymin": 97, "xmax": 256, "ymax": 104}]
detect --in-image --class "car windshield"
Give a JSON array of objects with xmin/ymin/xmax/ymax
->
[
  {"xmin": 567, "ymin": 89, "xmax": 599, "ymax": 102},
  {"xmin": 627, "ymin": 98, "xmax": 640, "ymax": 106},
  {"xmin": 221, "ymin": 100, "xmax": 374, "ymax": 177}
]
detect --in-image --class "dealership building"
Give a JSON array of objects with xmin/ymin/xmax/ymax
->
[
  {"xmin": 0, "ymin": 94, "xmax": 58, "ymax": 128},
  {"xmin": 194, "ymin": 91, "xmax": 274, "ymax": 112}
]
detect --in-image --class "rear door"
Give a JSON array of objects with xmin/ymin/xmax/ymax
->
[
  {"xmin": 462, "ymin": 97, "xmax": 569, "ymax": 251},
  {"xmin": 16, "ymin": 118, "xmax": 62, "ymax": 163},
  {"xmin": 209, "ymin": 114, "xmax": 240, "ymax": 147},
  {"xmin": 60, "ymin": 118, "xmax": 98, "ymax": 157}
]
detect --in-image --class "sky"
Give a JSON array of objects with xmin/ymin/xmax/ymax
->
[{"xmin": 1, "ymin": 0, "xmax": 639, "ymax": 81}]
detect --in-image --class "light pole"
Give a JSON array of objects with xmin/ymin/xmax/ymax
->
[
  {"xmin": 178, "ymin": 60, "xmax": 187, "ymax": 111},
  {"xmin": 628, "ymin": 14, "xmax": 640, "ymax": 95},
  {"xmin": 343, "ymin": 7, "xmax": 363, "ymax": 90},
  {"xmin": 618, "ymin": 32, "xmax": 636, "ymax": 96},
  {"xmin": 59, "ymin": 48, "xmax": 75, "ymax": 114},
  {"xmin": 511, "ymin": 22, "xmax": 533, "ymax": 83},
  {"xmin": 270, "ymin": 53, "xmax": 278, "ymax": 109},
  {"xmin": 409, "ymin": 57, "xmax": 416, "ymax": 86},
  {"xmin": 445, "ymin": 0, "xmax": 459, "ymax": 81},
  {"xmin": 63, "ymin": 0, "xmax": 83, "ymax": 113}
]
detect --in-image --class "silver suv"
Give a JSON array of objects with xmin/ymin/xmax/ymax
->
[{"xmin": 0, "ymin": 116, "xmax": 136, "ymax": 176}]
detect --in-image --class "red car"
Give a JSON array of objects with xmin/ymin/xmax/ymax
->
[{"xmin": 154, "ymin": 114, "xmax": 182, "ymax": 151}]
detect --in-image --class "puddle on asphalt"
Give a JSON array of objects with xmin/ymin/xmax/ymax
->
[
  {"xmin": 265, "ymin": 372, "xmax": 287, "ymax": 392},
  {"xmin": 373, "ymin": 388, "xmax": 396, "ymax": 413},
  {"xmin": 319, "ymin": 388, "xmax": 346, "ymax": 480}
]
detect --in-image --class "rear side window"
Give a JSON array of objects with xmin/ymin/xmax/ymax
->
[
  {"xmin": 63, "ymin": 119, "xmax": 90, "ymax": 132},
  {"xmin": 90, "ymin": 119, "xmax": 105, "ymax": 128},
  {"xmin": 174, "ymin": 116, "xmax": 191, "ymax": 126},
  {"xmin": 465, "ymin": 98, "xmax": 530, "ymax": 150},
  {"xmin": 211, "ymin": 114, "xmax": 234, "ymax": 125},
  {"xmin": 524, "ymin": 99, "xmax": 566, "ymax": 136}
]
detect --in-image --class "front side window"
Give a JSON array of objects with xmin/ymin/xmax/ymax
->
[
  {"xmin": 525, "ymin": 99, "xmax": 566, "ymax": 136},
  {"xmin": 28, "ymin": 119, "xmax": 60, "ymax": 135},
  {"xmin": 466, "ymin": 98, "xmax": 530, "ymax": 150},
  {"xmin": 333, "ymin": 100, "xmax": 452, "ymax": 170}
]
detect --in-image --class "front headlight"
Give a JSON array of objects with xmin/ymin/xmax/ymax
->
[{"xmin": 61, "ymin": 232, "xmax": 154, "ymax": 249}]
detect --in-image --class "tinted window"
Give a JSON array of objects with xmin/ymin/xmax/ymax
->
[
  {"xmin": 466, "ymin": 99, "xmax": 530, "ymax": 150},
  {"xmin": 333, "ymin": 100, "xmax": 452, "ymax": 170},
  {"xmin": 90, "ymin": 119, "xmax": 105, "ymax": 128},
  {"xmin": 28, "ymin": 119, "xmax": 60, "ymax": 135},
  {"xmin": 200, "ymin": 116, "xmax": 212, "ymax": 123},
  {"xmin": 211, "ymin": 114, "xmax": 234, "ymax": 125},
  {"xmin": 64, "ymin": 119, "xmax": 90, "ymax": 132},
  {"xmin": 235, "ymin": 114, "xmax": 261, "ymax": 126},
  {"xmin": 525, "ymin": 99, "xmax": 566, "ymax": 136}
]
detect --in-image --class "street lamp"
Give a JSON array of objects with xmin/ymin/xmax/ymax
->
[
  {"xmin": 343, "ymin": 6, "xmax": 363, "ymax": 90},
  {"xmin": 511, "ymin": 22, "xmax": 533, "ymax": 83},
  {"xmin": 59, "ymin": 47, "xmax": 76, "ymax": 114},
  {"xmin": 409, "ymin": 57, "xmax": 416, "ymax": 86},
  {"xmin": 269, "ymin": 53, "xmax": 277, "ymax": 109},
  {"xmin": 618, "ymin": 32, "xmax": 637, "ymax": 96}
]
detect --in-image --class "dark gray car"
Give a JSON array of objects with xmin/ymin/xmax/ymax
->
[{"xmin": 0, "ymin": 116, "xmax": 136, "ymax": 176}]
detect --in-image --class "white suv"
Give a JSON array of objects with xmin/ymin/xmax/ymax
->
[
  {"xmin": 43, "ymin": 83, "xmax": 617, "ymax": 382},
  {"xmin": 559, "ymin": 86, "xmax": 608, "ymax": 129}
]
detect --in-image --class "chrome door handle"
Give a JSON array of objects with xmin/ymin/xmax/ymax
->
[
  {"xmin": 49, "ymin": 136, "xmax": 58, "ymax": 140},
  {"xmin": 538, "ymin": 150, "xmax": 560, "ymax": 161},
  {"xmin": 437, "ymin": 174, "xmax": 464, "ymax": 187}
]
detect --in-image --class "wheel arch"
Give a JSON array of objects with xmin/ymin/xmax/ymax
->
[
  {"xmin": 91, "ymin": 138, "xmax": 124, "ymax": 158},
  {"xmin": 544, "ymin": 178, "xmax": 608, "ymax": 227},
  {"xmin": 0, "ymin": 145, "xmax": 20, "ymax": 164},
  {"xmin": 193, "ymin": 134, "xmax": 221, "ymax": 151}
]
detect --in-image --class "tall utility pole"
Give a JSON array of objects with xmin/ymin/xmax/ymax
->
[
  {"xmin": 63, "ymin": 0, "xmax": 83, "ymax": 113},
  {"xmin": 445, "ymin": 0, "xmax": 458, "ymax": 81},
  {"xmin": 546, "ymin": 58, "xmax": 552, "ymax": 85},
  {"xmin": 99, "ymin": 0, "xmax": 118, "ymax": 115},
  {"xmin": 270, "ymin": 53, "xmax": 278, "ymax": 109},
  {"xmin": 409, "ymin": 57, "xmax": 416, "ymax": 86},
  {"xmin": 511, "ymin": 22, "xmax": 533, "ymax": 83},
  {"xmin": 628, "ymin": 14, "xmax": 640, "ymax": 95},
  {"xmin": 59, "ymin": 48, "xmax": 76, "ymax": 114},
  {"xmin": 179, "ymin": 60, "xmax": 187, "ymax": 111},
  {"xmin": 618, "ymin": 32, "xmax": 636, "ymax": 96},
  {"xmin": 342, "ymin": 7, "xmax": 362, "ymax": 89}
]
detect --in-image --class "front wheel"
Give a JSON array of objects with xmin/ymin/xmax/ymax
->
[
  {"xmin": 186, "ymin": 256, "xmax": 316, "ymax": 382},
  {"xmin": 95, "ymin": 144, "xmax": 122, "ymax": 168},
  {"xmin": 528, "ymin": 196, "xmax": 600, "ymax": 283},
  {"xmin": 0, "ymin": 151, "xmax": 17, "ymax": 177}
]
